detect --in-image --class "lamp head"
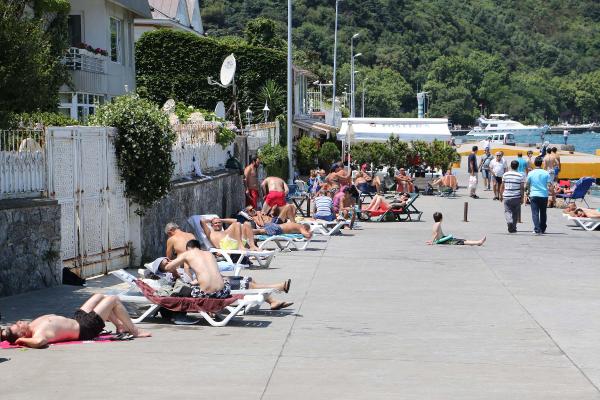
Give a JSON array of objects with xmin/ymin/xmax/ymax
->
[
  {"xmin": 352, "ymin": 33, "xmax": 360, "ymax": 39},
  {"xmin": 354, "ymin": 53, "xmax": 362, "ymax": 58}
]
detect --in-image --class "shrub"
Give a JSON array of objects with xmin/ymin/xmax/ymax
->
[
  {"xmin": 318, "ymin": 142, "xmax": 340, "ymax": 168},
  {"xmin": 296, "ymin": 135, "xmax": 318, "ymax": 174},
  {"xmin": 5, "ymin": 112, "xmax": 77, "ymax": 129},
  {"xmin": 216, "ymin": 125, "xmax": 236, "ymax": 149},
  {"xmin": 259, "ymin": 143, "xmax": 288, "ymax": 179},
  {"xmin": 135, "ymin": 30, "xmax": 287, "ymax": 122},
  {"xmin": 89, "ymin": 94, "xmax": 175, "ymax": 213}
]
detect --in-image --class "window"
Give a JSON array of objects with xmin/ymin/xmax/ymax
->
[
  {"xmin": 59, "ymin": 92, "xmax": 105, "ymax": 122},
  {"xmin": 110, "ymin": 17, "xmax": 122, "ymax": 63},
  {"xmin": 67, "ymin": 15, "xmax": 82, "ymax": 47}
]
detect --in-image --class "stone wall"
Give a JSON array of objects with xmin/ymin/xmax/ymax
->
[
  {"xmin": 140, "ymin": 170, "xmax": 245, "ymax": 261},
  {"xmin": 0, "ymin": 199, "xmax": 62, "ymax": 297}
]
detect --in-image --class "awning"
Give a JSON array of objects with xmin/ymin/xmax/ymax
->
[
  {"xmin": 293, "ymin": 118, "xmax": 336, "ymax": 136},
  {"xmin": 338, "ymin": 117, "xmax": 452, "ymax": 143}
]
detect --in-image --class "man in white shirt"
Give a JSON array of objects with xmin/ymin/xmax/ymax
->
[
  {"xmin": 489, "ymin": 151, "xmax": 508, "ymax": 201},
  {"xmin": 563, "ymin": 129, "xmax": 569, "ymax": 145}
]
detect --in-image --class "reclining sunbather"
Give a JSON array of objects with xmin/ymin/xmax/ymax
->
[
  {"xmin": 244, "ymin": 206, "xmax": 312, "ymax": 238},
  {"xmin": 432, "ymin": 172, "xmax": 458, "ymax": 191},
  {"xmin": 395, "ymin": 168, "xmax": 414, "ymax": 193},
  {"xmin": 426, "ymin": 212, "xmax": 486, "ymax": 246},
  {"xmin": 200, "ymin": 217, "xmax": 259, "ymax": 251},
  {"xmin": 354, "ymin": 165, "xmax": 382, "ymax": 194},
  {"xmin": 159, "ymin": 243, "xmax": 293, "ymax": 309},
  {"xmin": 362, "ymin": 193, "xmax": 409, "ymax": 213},
  {"xmin": 0, "ymin": 294, "xmax": 151, "ymax": 348},
  {"xmin": 565, "ymin": 207, "xmax": 600, "ymax": 218}
]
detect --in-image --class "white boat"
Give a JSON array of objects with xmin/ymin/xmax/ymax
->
[{"xmin": 466, "ymin": 114, "xmax": 549, "ymax": 142}]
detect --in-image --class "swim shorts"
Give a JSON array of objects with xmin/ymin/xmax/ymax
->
[
  {"xmin": 73, "ymin": 309, "xmax": 105, "ymax": 340},
  {"xmin": 246, "ymin": 189, "xmax": 259, "ymax": 208},
  {"xmin": 314, "ymin": 213, "xmax": 335, "ymax": 222},
  {"xmin": 190, "ymin": 280, "xmax": 231, "ymax": 299},
  {"xmin": 264, "ymin": 191, "xmax": 286, "ymax": 207},
  {"xmin": 494, "ymin": 176, "xmax": 503, "ymax": 185},
  {"xmin": 264, "ymin": 222, "xmax": 283, "ymax": 236},
  {"xmin": 357, "ymin": 182, "xmax": 377, "ymax": 194},
  {"xmin": 219, "ymin": 235, "xmax": 239, "ymax": 250},
  {"xmin": 227, "ymin": 276, "xmax": 253, "ymax": 290}
]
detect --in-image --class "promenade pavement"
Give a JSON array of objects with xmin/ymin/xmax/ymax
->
[{"xmin": 1, "ymin": 171, "xmax": 600, "ymax": 399}]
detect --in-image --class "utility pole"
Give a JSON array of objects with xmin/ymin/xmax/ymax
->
[
  {"xmin": 287, "ymin": 0, "xmax": 293, "ymax": 183},
  {"xmin": 331, "ymin": 0, "xmax": 340, "ymax": 126}
]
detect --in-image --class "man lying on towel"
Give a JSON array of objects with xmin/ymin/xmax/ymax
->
[
  {"xmin": 200, "ymin": 218, "xmax": 260, "ymax": 251},
  {"xmin": 1, "ymin": 294, "xmax": 150, "ymax": 348},
  {"xmin": 261, "ymin": 176, "xmax": 289, "ymax": 214},
  {"xmin": 161, "ymin": 241, "xmax": 293, "ymax": 308},
  {"xmin": 246, "ymin": 205, "xmax": 312, "ymax": 239}
]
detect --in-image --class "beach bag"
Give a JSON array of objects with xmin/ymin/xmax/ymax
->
[{"xmin": 468, "ymin": 175, "xmax": 477, "ymax": 190}]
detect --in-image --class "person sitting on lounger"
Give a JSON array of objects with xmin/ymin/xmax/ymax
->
[
  {"xmin": 312, "ymin": 188, "xmax": 335, "ymax": 221},
  {"xmin": 165, "ymin": 222, "xmax": 196, "ymax": 259},
  {"xmin": 200, "ymin": 217, "xmax": 259, "ymax": 251},
  {"xmin": 426, "ymin": 212, "xmax": 486, "ymax": 246},
  {"xmin": 150, "ymin": 253, "xmax": 293, "ymax": 310},
  {"xmin": 326, "ymin": 163, "xmax": 352, "ymax": 189},
  {"xmin": 362, "ymin": 193, "xmax": 409, "ymax": 213},
  {"xmin": 354, "ymin": 165, "xmax": 382, "ymax": 194},
  {"xmin": 0, "ymin": 294, "xmax": 151, "ymax": 348},
  {"xmin": 337, "ymin": 186, "xmax": 357, "ymax": 227},
  {"xmin": 252, "ymin": 206, "xmax": 313, "ymax": 239},
  {"xmin": 395, "ymin": 168, "xmax": 414, "ymax": 193},
  {"xmin": 261, "ymin": 176, "xmax": 289, "ymax": 214},
  {"xmin": 432, "ymin": 171, "xmax": 458, "ymax": 191}
]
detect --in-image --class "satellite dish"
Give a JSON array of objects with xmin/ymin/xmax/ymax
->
[
  {"xmin": 220, "ymin": 54, "xmax": 236, "ymax": 86},
  {"xmin": 214, "ymin": 101, "xmax": 226, "ymax": 119}
]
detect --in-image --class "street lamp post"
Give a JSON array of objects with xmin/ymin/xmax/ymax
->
[
  {"xmin": 332, "ymin": 0, "xmax": 341, "ymax": 126},
  {"xmin": 287, "ymin": 0, "xmax": 293, "ymax": 184},
  {"xmin": 361, "ymin": 77, "xmax": 368, "ymax": 117},
  {"xmin": 245, "ymin": 107, "xmax": 253, "ymax": 127},
  {"xmin": 350, "ymin": 32, "xmax": 360, "ymax": 118}
]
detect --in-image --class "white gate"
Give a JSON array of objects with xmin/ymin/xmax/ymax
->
[{"xmin": 46, "ymin": 127, "xmax": 129, "ymax": 278}]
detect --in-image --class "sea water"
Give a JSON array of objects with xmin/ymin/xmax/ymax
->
[{"xmin": 512, "ymin": 131, "xmax": 600, "ymax": 155}]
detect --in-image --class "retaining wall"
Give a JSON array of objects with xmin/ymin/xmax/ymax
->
[{"xmin": 0, "ymin": 199, "xmax": 62, "ymax": 297}]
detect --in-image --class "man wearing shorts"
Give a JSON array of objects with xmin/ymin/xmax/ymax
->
[
  {"xmin": 244, "ymin": 156, "xmax": 261, "ymax": 208},
  {"xmin": 261, "ymin": 176, "xmax": 289, "ymax": 213},
  {"xmin": 1, "ymin": 294, "xmax": 150, "ymax": 348},
  {"xmin": 200, "ymin": 217, "xmax": 259, "ymax": 251},
  {"xmin": 489, "ymin": 151, "xmax": 508, "ymax": 201}
]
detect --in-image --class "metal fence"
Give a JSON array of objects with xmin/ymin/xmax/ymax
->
[
  {"xmin": 0, "ymin": 129, "xmax": 46, "ymax": 199},
  {"xmin": 171, "ymin": 122, "xmax": 233, "ymax": 180}
]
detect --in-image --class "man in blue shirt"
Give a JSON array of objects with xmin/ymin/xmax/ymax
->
[
  {"xmin": 526, "ymin": 157, "xmax": 550, "ymax": 234},
  {"xmin": 516, "ymin": 152, "xmax": 528, "ymax": 175}
]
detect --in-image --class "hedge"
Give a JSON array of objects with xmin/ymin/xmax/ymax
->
[{"xmin": 135, "ymin": 30, "xmax": 287, "ymax": 121}]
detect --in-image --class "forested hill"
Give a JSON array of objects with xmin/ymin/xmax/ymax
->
[{"xmin": 201, "ymin": 0, "xmax": 600, "ymax": 125}]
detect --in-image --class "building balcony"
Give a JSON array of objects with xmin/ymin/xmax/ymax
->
[{"xmin": 63, "ymin": 47, "xmax": 107, "ymax": 95}]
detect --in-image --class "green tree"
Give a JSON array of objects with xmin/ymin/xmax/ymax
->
[
  {"xmin": 244, "ymin": 17, "xmax": 285, "ymax": 50},
  {"xmin": 0, "ymin": 0, "xmax": 70, "ymax": 126},
  {"xmin": 317, "ymin": 142, "xmax": 340, "ymax": 168},
  {"xmin": 296, "ymin": 135, "xmax": 318, "ymax": 174}
]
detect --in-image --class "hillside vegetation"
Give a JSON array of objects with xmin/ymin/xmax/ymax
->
[{"xmin": 201, "ymin": 0, "xmax": 600, "ymax": 125}]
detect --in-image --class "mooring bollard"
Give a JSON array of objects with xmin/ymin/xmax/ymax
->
[{"xmin": 463, "ymin": 201, "xmax": 469, "ymax": 222}]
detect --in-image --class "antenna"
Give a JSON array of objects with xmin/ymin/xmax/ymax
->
[
  {"xmin": 207, "ymin": 54, "xmax": 242, "ymax": 127},
  {"xmin": 214, "ymin": 101, "xmax": 226, "ymax": 119}
]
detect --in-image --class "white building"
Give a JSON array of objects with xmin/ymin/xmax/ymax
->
[
  {"xmin": 134, "ymin": 0, "xmax": 204, "ymax": 41},
  {"xmin": 59, "ymin": 0, "xmax": 152, "ymax": 121}
]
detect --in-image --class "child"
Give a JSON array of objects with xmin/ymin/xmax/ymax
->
[{"xmin": 426, "ymin": 212, "xmax": 486, "ymax": 246}]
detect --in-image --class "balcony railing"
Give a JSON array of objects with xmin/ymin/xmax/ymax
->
[{"xmin": 63, "ymin": 47, "xmax": 106, "ymax": 74}]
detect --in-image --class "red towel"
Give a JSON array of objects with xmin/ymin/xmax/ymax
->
[{"xmin": 135, "ymin": 281, "xmax": 243, "ymax": 313}]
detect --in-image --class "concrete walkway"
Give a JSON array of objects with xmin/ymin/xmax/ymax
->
[{"xmin": 1, "ymin": 176, "xmax": 600, "ymax": 399}]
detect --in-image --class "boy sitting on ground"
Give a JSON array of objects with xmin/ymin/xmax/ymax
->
[{"xmin": 426, "ymin": 212, "xmax": 486, "ymax": 246}]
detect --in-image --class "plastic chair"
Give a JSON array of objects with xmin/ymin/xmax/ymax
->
[{"xmin": 557, "ymin": 177, "xmax": 595, "ymax": 207}]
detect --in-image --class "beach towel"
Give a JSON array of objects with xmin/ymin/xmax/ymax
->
[{"xmin": 1, "ymin": 333, "xmax": 132, "ymax": 349}]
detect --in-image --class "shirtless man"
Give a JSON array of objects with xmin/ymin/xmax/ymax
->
[
  {"xmin": 551, "ymin": 147, "xmax": 561, "ymax": 181},
  {"xmin": 426, "ymin": 212, "xmax": 486, "ymax": 246},
  {"xmin": 563, "ymin": 204, "xmax": 600, "ymax": 218},
  {"xmin": 251, "ymin": 206, "xmax": 312, "ymax": 239},
  {"xmin": 261, "ymin": 176, "xmax": 289, "ymax": 214},
  {"xmin": 200, "ymin": 217, "xmax": 259, "ymax": 251},
  {"xmin": 1, "ymin": 294, "xmax": 150, "ymax": 348},
  {"xmin": 338, "ymin": 186, "xmax": 357, "ymax": 227},
  {"xmin": 395, "ymin": 168, "xmax": 414, "ymax": 193},
  {"xmin": 544, "ymin": 149, "xmax": 557, "ymax": 182},
  {"xmin": 163, "ymin": 241, "xmax": 293, "ymax": 308},
  {"xmin": 244, "ymin": 156, "xmax": 261, "ymax": 208},
  {"xmin": 354, "ymin": 166, "xmax": 382, "ymax": 194},
  {"xmin": 165, "ymin": 222, "xmax": 195, "ymax": 259}
]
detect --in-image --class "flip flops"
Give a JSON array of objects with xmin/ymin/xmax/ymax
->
[
  {"xmin": 270, "ymin": 301, "xmax": 294, "ymax": 311},
  {"xmin": 283, "ymin": 279, "xmax": 291, "ymax": 294}
]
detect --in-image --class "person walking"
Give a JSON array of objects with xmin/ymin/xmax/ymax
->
[
  {"xmin": 467, "ymin": 146, "xmax": 479, "ymax": 199},
  {"xmin": 516, "ymin": 152, "xmax": 527, "ymax": 175},
  {"xmin": 501, "ymin": 160, "xmax": 525, "ymax": 233},
  {"xmin": 479, "ymin": 148, "xmax": 494, "ymax": 190},
  {"xmin": 526, "ymin": 157, "xmax": 550, "ymax": 235},
  {"xmin": 563, "ymin": 129, "xmax": 569, "ymax": 145},
  {"xmin": 489, "ymin": 151, "xmax": 508, "ymax": 201}
]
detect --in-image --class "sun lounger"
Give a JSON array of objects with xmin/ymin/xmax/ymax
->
[
  {"xmin": 112, "ymin": 270, "xmax": 272, "ymax": 326},
  {"xmin": 302, "ymin": 218, "xmax": 348, "ymax": 236},
  {"xmin": 254, "ymin": 233, "xmax": 311, "ymax": 251},
  {"xmin": 557, "ymin": 177, "xmax": 594, "ymax": 207},
  {"xmin": 359, "ymin": 193, "xmax": 423, "ymax": 222},
  {"xmin": 566, "ymin": 215, "xmax": 600, "ymax": 231},
  {"xmin": 187, "ymin": 215, "xmax": 276, "ymax": 268}
]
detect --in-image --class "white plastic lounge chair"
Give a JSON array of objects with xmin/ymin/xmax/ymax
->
[
  {"xmin": 187, "ymin": 215, "xmax": 276, "ymax": 268},
  {"xmin": 255, "ymin": 233, "xmax": 312, "ymax": 251},
  {"xmin": 566, "ymin": 215, "xmax": 600, "ymax": 231},
  {"xmin": 306, "ymin": 219, "xmax": 348, "ymax": 236},
  {"xmin": 112, "ymin": 270, "xmax": 273, "ymax": 326}
]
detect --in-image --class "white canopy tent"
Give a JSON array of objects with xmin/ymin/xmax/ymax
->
[{"xmin": 338, "ymin": 118, "xmax": 452, "ymax": 171}]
